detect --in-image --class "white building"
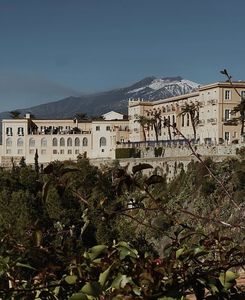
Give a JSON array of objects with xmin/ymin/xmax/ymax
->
[
  {"xmin": 128, "ymin": 81, "xmax": 245, "ymax": 145},
  {"xmin": 0, "ymin": 112, "xmax": 129, "ymax": 168},
  {"xmin": 1, "ymin": 81, "xmax": 245, "ymax": 167}
]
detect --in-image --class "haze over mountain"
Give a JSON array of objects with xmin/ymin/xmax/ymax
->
[{"xmin": 0, "ymin": 76, "xmax": 200, "ymax": 120}]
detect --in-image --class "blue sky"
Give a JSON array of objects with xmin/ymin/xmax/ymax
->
[{"xmin": 0, "ymin": 0, "xmax": 245, "ymax": 111}]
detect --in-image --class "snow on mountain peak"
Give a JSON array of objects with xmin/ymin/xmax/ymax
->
[
  {"xmin": 128, "ymin": 76, "xmax": 199, "ymax": 97},
  {"xmin": 127, "ymin": 76, "xmax": 199, "ymax": 101}
]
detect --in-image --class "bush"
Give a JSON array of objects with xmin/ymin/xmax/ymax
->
[
  {"xmin": 115, "ymin": 148, "xmax": 140, "ymax": 159},
  {"xmin": 154, "ymin": 147, "xmax": 163, "ymax": 157}
]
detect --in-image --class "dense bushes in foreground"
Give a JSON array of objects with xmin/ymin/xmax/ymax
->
[{"xmin": 0, "ymin": 156, "xmax": 244, "ymax": 299}]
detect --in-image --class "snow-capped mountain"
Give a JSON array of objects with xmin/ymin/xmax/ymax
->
[
  {"xmin": 127, "ymin": 76, "xmax": 199, "ymax": 100},
  {"xmin": 0, "ymin": 76, "xmax": 200, "ymax": 120}
]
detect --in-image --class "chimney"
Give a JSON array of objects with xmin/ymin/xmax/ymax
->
[{"xmin": 25, "ymin": 113, "xmax": 31, "ymax": 119}]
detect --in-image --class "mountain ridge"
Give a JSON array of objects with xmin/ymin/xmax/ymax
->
[{"xmin": 0, "ymin": 76, "xmax": 200, "ymax": 120}]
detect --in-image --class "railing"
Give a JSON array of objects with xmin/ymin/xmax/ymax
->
[{"xmin": 28, "ymin": 129, "xmax": 91, "ymax": 135}]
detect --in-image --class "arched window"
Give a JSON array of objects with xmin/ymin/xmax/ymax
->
[
  {"xmin": 17, "ymin": 138, "xmax": 23, "ymax": 147},
  {"xmin": 82, "ymin": 137, "xmax": 88, "ymax": 147},
  {"xmin": 182, "ymin": 115, "xmax": 185, "ymax": 127},
  {"xmin": 100, "ymin": 137, "xmax": 106, "ymax": 147},
  {"xmin": 52, "ymin": 138, "xmax": 58, "ymax": 147},
  {"xmin": 187, "ymin": 114, "xmax": 190, "ymax": 126},
  {"xmin": 60, "ymin": 137, "xmax": 65, "ymax": 147},
  {"xmin": 67, "ymin": 137, "xmax": 72, "ymax": 147},
  {"xmin": 41, "ymin": 138, "xmax": 47, "ymax": 147},
  {"xmin": 29, "ymin": 138, "xmax": 35, "ymax": 147},
  {"xmin": 6, "ymin": 138, "xmax": 12, "ymax": 147},
  {"xmin": 75, "ymin": 137, "xmax": 80, "ymax": 147}
]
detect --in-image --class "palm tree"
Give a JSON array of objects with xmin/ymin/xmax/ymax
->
[
  {"xmin": 149, "ymin": 110, "xmax": 162, "ymax": 142},
  {"xmin": 75, "ymin": 112, "xmax": 87, "ymax": 120},
  {"xmin": 231, "ymin": 98, "xmax": 245, "ymax": 135},
  {"xmin": 220, "ymin": 69, "xmax": 245, "ymax": 136},
  {"xmin": 134, "ymin": 115, "xmax": 150, "ymax": 142},
  {"xmin": 178, "ymin": 103, "xmax": 199, "ymax": 140},
  {"xmin": 163, "ymin": 117, "xmax": 172, "ymax": 141},
  {"xmin": 10, "ymin": 110, "xmax": 21, "ymax": 119}
]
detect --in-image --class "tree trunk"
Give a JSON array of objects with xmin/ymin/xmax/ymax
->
[
  {"xmin": 141, "ymin": 125, "xmax": 146, "ymax": 142},
  {"xmin": 153, "ymin": 123, "xmax": 159, "ymax": 142},
  {"xmin": 191, "ymin": 116, "xmax": 196, "ymax": 140}
]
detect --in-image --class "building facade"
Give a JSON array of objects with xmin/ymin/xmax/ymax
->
[
  {"xmin": 1, "ymin": 81, "xmax": 245, "ymax": 167},
  {"xmin": 128, "ymin": 81, "xmax": 245, "ymax": 145},
  {"xmin": 0, "ymin": 111, "xmax": 129, "ymax": 167}
]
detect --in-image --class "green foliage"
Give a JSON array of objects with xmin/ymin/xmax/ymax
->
[
  {"xmin": 115, "ymin": 148, "xmax": 141, "ymax": 158},
  {"xmin": 0, "ymin": 157, "xmax": 244, "ymax": 299},
  {"xmin": 154, "ymin": 146, "xmax": 163, "ymax": 157}
]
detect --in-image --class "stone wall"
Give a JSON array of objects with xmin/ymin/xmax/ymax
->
[{"xmin": 91, "ymin": 144, "xmax": 240, "ymax": 181}]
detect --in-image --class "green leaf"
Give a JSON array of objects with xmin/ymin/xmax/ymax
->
[
  {"xmin": 111, "ymin": 274, "xmax": 135, "ymax": 289},
  {"xmin": 219, "ymin": 270, "xmax": 238, "ymax": 290},
  {"xmin": 65, "ymin": 275, "xmax": 78, "ymax": 285},
  {"xmin": 208, "ymin": 283, "xmax": 219, "ymax": 294},
  {"xmin": 69, "ymin": 293, "xmax": 88, "ymax": 300},
  {"xmin": 193, "ymin": 246, "xmax": 208, "ymax": 257},
  {"xmin": 115, "ymin": 241, "xmax": 138, "ymax": 259},
  {"xmin": 42, "ymin": 180, "xmax": 51, "ymax": 202},
  {"xmin": 81, "ymin": 282, "xmax": 101, "ymax": 297},
  {"xmin": 84, "ymin": 245, "xmax": 107, "ymax": 261},
  {"xmin": 15, "ymin": 262, "xmax": 36, "ymax": 270},
  {"xmin": 176, "ymin": 248, "xmax": 185, "ymax": 259},
  {"xmin": 99, "ymin": 265, "xmax": 112, "ymax": 287}
]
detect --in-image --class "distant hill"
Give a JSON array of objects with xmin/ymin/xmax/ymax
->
[{"xmin": 0, "ymin": 76, "xmax": 200, "ymax": 120}]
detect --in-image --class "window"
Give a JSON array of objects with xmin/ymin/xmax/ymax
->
[
  {"xmin": 67, "ymin": 138, "xmax": 72, "ymax": 147},
  {"xmin": 29, "ymin": 138, "xmax": 35, "ymax": 147},
  {"xmin": 75, "ymin": 149, "xmax": 79, "ymax": 154},
  {"xmin": 52, "ymin": 138, "xmax": 58, "ymax": 147},
  {"xmin": 96, "ymin": 126, "xmax": 100, "ymax": 131},
  {"xmin": 17, "ymin": 138, "xmax": 24, "ymax": 147},
  {"xmin": 60, "ymin": 149, "xmax": 64, "ymax": 154},
  {"xmin": 241, "ymin": 91, "xmax": 245, "ymax": 99},
  {"xmin": 6, "ymin": 138, "xmax": 12, "ymax": 147},
  {"xmin": 6, "ymin": 149, "xmax": 11, "ymax": 154},
  {"xmin": 182, "ymin": 115, "xmax": 185, "ymax": 127},
  {"xmin": 68, "ymin": 149, "xmax": 72, "ymax": 154},
  {"xmin": 17, "ymin": 127, "xmax": 24, "ymax": 136},
  {"xmin": 106, "ymin": 126, "xmax": 110, "ymax": 131},
  {"xmin": 100, "ymin": 137, "xmax": 106, "ymax": 147},
  {"xmin": 60, "ymin": 138, "xmax": 65, "ymax": 147},
  {"xmin": 172, "ymin": 115, "xmax": 175, "ymax": 124},
  {"xmin": 29, "ymin": 149, "xmax": 34, "ymax": 155},
  {"xmin": 82, "ymin": 137, "xmax": 88, "ymax": 147},
  {"xmin": 17, "ymin": 149, "xmax": 23, "ymax": 155},
  {"xmin": 41, "ymin": 138, "xmax": 47, "ymax": 147},
  {"xmin": 6, "ymin": 127, "xmax": 12, "ymax": 136},
  {"xmin": 41, "ymin": 149, "xmax": 46, "ymax": 155},
  {"xmin": 224, "ymin": 90, "xmax": 231, "ymax": 100},
  {"xmin": 75, "ymin": 137, "xmax": 80, "ymax": 147},
  {"xmin": 187, "ymin": 114, "xmax": 190, "ymax": 126},
  {"xmin": 53, "ymin": 149, "xmax": 58, "ymax": 154},
  {"xmin": 224, "ymin": 132, "xmax": 230, "ymax": 141},
  {"xmin": 224, "ymin": 109, "xmax": 231, "ymax": 121}
]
